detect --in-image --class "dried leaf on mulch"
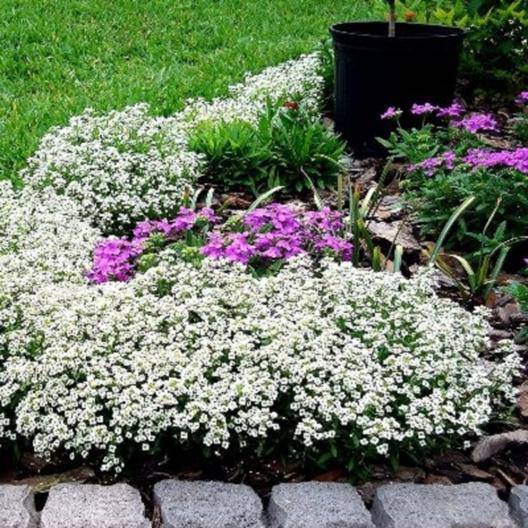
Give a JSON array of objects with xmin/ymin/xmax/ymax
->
[
  {"xmin": 312, "ymin": 468, "xmax": 344, "ymax": 482},
  {"xmin": 13, "ymin": 466, "xmax": 95, "ymax": 493},
  {"xmin": 394, "ymin": 466, "xmax": 426, "ymax": 482},
  {"xmin": 20, "ymin": 452, "xmax": 50, "ymax": 473},
  {"xmin": 456, "ymin": 463, "xmax": 494, "ymax": 481},
  {"xmin": 423, "ymin": 474, "xmax": 453, "ymax": 485}
]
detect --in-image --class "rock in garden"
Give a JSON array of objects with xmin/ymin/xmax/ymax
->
[
  {"xmin": 517, "ymin": 381, "xmax": 528, "ymax": 419},
  {"xmin": 367, "ymin": 220, "xmax": 421, "ymax": 251},
  {"xmin": 40, "ymin": 483, "xmax": 150, "ymax": 528},
  {"xmin": 472, "ymin": 430, "xmax": 528, "ymax": 462},
  {"xmin": 267, "ymin": 482, "xmax": 374, "ymax": 528},
  {"xmin": 510, "ymin": 485, "xmax": 528, "ymax": 527},
  {"xmin": 0, "ymin": 485, "xmax": 38, "ymax": 528},
  {"xmin": 153, "ymin": 480, "xmax": 265, "ymax": 528},
  {"xmin": 371, "ymin": 482, "xmax": 515, "ymax": 528}
]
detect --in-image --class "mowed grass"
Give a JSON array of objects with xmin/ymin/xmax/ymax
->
[{"xmin": 0, "ymin": 0, "xmax": 381, "ymax": 182}]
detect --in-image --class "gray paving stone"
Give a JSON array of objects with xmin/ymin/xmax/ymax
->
[
  {"xmin": 267, "ymin": 482, "xmax": 374, "ymax": 528},
  {"xmin": 40, "ymin": 483, "xmax": 150, "ymax": 528},
  {"xmin": 153, "ymin": 480, "xmax": 265, "ymax": 528},
  {"xmin": 0, "ymin": 485, "xmax": 37, "ymax": 528},
  {"xmin": 371, "ymin": 482, "xmax": 516, "ymax": 528},
  {"xmin": 510, "ymin": 485, "xmax": 528, "ymax": 527}
]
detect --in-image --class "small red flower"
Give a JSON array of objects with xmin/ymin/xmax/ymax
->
[
  {"xmin": 404, "ymin": 10, "xmax": 417, "ymax": 22},
  {"xmin": 283, "ymin": 101, "xmax": 299, "ymax": 111}
]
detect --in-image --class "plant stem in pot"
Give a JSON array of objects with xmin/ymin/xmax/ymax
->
[{"xmin": 387, "ymin": 0, "xmax": 396, "ymax": 37}]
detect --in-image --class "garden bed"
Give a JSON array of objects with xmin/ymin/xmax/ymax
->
[{"xmin": 1, "ymin": 1, "xmax": 528, "ymax": 508}]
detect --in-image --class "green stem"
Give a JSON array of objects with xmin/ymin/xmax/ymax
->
[{"xmin": 387, "ymin": 0, "xmax": 396, "ymax": 37}]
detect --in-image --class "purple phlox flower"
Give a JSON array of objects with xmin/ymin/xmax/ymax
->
[
  {"xmin": 137, "ymin": 208, "xmax": 198, "ymax": 240},
  {"xmin": 133, "ymin": 220, "xmax": 159, "ymax": 241},
  {"xmin": 254, "ymin": 231, "xmax": 305, "ymax": 259},
  {"xmin": 304, "ymin": 207, "xmax": 344, "ymax": 232},
  {"xmin": 513, "ymin": 148, "xmax": 528, "ymax": 174},
  {"xmin": 453, "ymin": 113, "xmax": 499, "ymax": 134},
  {"xmin": 200, "ymin": 232, "xmax": 226, "ymax": 259},
  {"xmin": 167, "ymin": 207, "xmax": 197, "ymax": 233},
  {"xmin": 270, "ymin": 209, "xmax": 301, "ymax": 234},
  {"xmin": 314, "ymin": 234, "xmax": 353, "ymax": 261},
  {"xmin": 381, "ymin": 106, "xmax": 402, "ymax": 120},
  {"xmin": 201, "ymin": 231, "xmax": 257, "ymax": 264},
  {"xmin": 437, "ymin": 102, "xmax": 465, "ymax": 119},
  {"xmin": 515, "ymin": 91, "xmax": 528, "ymax": 106},
  {"xmin": 408, "ymin": 150, "xmax": 458, "ymax": 176},
  {"xmin": 244, "ymin": 203, "xmax": 302, "ymax": 234},
  {"xmin": 464, "ymin": 148, "xmax": 507, "ymax": 168},
  {"xmin": 198, "ymin": 207, "xmax": 219, "ymax": 223},
  {"xmin": 408, "ymin": 156, "xmax": 442, "ymax": 176},
  {"xmin": 411, "ymin": 103, "xmax": 438, "ymax": 116},
  {"xmin": 223, "ymin": 233, "xmax": 255, "ymax": 264},
  {"xmin": 152, "ymin": 219, "xmax": 175, "ymax": 237},
  {"xmin": 243, "ymin": 206, "xmax": 275, "ymax": 231},
  {"xmin": 442, "ymin": 150, "xmax": 456, "ymax": 170},
  {"xmin": 86, "ymin": 237, "xmax": 143, "ymax": 284},
  {"xmin": 464, "ymin": 147, "xmax": 528, "ymax": 174}
]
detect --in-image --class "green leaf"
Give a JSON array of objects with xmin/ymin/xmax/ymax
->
[
  {"xmin": 248, "ymin": 185, "xmax": 284, "ymax": 212},
  {"xmin": 428, "ymin": 196, "xmax": 476, "ymax": 265},
  {"xmin": 393, "ymin": 244, "xmax": 403, "ymax": 273}
]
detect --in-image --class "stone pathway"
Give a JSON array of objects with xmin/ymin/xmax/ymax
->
[{"xmin": 2, "ymin": 480, "xmax": 528, "ymax": 527}]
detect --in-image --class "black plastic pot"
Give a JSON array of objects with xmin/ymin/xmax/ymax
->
[{"xmin": 330, "ymin": 22, "xmax": 465, "ymax": 156}]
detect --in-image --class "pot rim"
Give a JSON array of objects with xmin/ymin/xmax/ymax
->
[{"xmin": 330, "ymin": 21, "xmax": 466, "ymax": 40}]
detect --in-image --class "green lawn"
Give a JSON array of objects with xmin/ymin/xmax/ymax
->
[{"xmin": 0, "ymin": 0, "xmax": 381, "ymax": 182}]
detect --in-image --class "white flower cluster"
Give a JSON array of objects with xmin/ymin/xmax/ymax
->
[
  {"xmin": 20, "ymin": 104, "xmax": 203, "ymax": 233},
  {"xmin": 20, "ymin": 54, "xmax": 325, "ymax": 234},
  {"xmin": 0, "ymin": 182, "xmax": 99, "ymax": 378},
  {"xmin": 0, "ymin": 185, "xmax": 520, "ymax": 470},
  {"xmin": 0, "ymin": 182, "xmax": 98, "ymax": 287},
  {"xmin": 181, "ymin": 53, "xmax": 324, "ymax": 127}
]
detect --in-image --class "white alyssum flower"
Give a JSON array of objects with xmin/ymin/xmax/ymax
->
[
  {"xmin": 0, "ymin": 185, "xmax": 520, "ymax": 470},
  {"xmin": 21, "ymin": 104, "xmax": 203, "ymax": 234},
  {"xmin": 0, "ymin": 182, "xmax": 100, "ymax": 364},
  {"xmin": 181, "ymin": 53, "xmax": 324, "ymax": 127}
]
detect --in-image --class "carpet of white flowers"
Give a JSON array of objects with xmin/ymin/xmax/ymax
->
[{"xmin": 0, "ymin": 53, "xmax": 521, "ymax": 472}]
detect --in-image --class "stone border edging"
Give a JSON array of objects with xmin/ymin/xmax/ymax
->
[{"xmin": 1, "ymin": 480, "xmax": 527, "ymax": 527}]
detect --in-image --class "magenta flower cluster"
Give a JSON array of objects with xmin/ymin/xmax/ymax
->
[
  {"xmin": 201, "ymin": 203, "xmax": 353, "ymax": 264},
  {"xmin": 436, "ymin": 102, "xmax": 465, "ymax": 119},
  {"xmin": 453, "ymin": 113, "xmax": 499, "ymax": 134},
  {"xmin": 380, "ymin": 106, "xmax": 402, "ymax": 120},
  {"xmin": 410, "ymin": 103, "xmax": 438, "ymax": 116},
  {"xmin": 516, "ymin": 91, "xmax": 528, "ymax": 106},
  {"xmin": 409, "ymin": 147, "xmax": 528, "ymax": 177},
  {"xmin": 381, "ymin": 102, "xmax": 465, "ymax": 121},
  {"xmin": 464, "ymin": 147, "xmax": 528, "ymax": 175},
  {"xmin": 87, "ymin": 207, "xmax": 218, "ymax": 284},
  {"xmin": 87, "ymin": 204, "xmax": 353, "ymax": 283},
  {"xmin": 381, "ymin": 101, "xmax": 500, "ymax": 134},
  {"xmin": 86, "ymin": 238, "xmax": 143, "ymax": 283},
  {"xmin": 408, "ymin": 151, "xmax": 456, "ymax": 176}
]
